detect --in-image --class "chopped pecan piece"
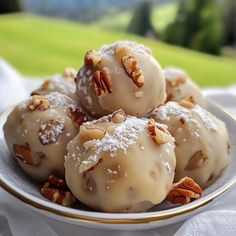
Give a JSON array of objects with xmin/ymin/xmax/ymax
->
[
  {"xmin": 92, "ymin": 68, "xmax": 112, "ymax": 96},
  {"xmin": 179, "ymin": 99, "xmax": 194, "ymax": 109},
  {"xmin": 28, "ymin": 95, "xmax": 51, "ymax": 111},
  {"xmin": 39, "ymin": 120, "xmax": 64, "ymax": 145},
  {"xmin": 115, "ymin": 45, "xmax": 131, "ymax": 61},
  {"xmin": 68, "ymin": 105, "xmax": 88, "ymax": 127},
  {"xmin": 147, "ymin": 119, "xmax": 168, "ymax": 145},
  {"xmin": 134, "ymin": 91, "xmax": 143, "ymax": 98},
  {"xmin": 13, "ymin": 143, "xmax": 42, "ymax": 166},
  {"xmin": 109, "ymin": 109, "xmax": 126, "ymax": 124},
  {"xmin": 85, "ymin": 50, "xmax": 101, "ymax": 67},
  {"xmin": 167, "ymin": 177, "xmax": 202, "ymax": 204},
  {"xmin": 167, "ymin": 76, "xmax": 186, "ymax": 87},
  {"xmin": 79, "ymin": 125, "xmax": 105, "ymax": 142},
  {"xmin": 41, "ymin": 175, "xmax": 76, "ymax": 207},
  {"xmin": 185, "ymin": 150, "xmax": 208, "ymax": 170},
  {"xmin": 121, "ymin": 54, "xmax": 144, "ymax": 88},
  {"xmin": 48, "ymin": 175, "xmax": 67, "ymax": 188}
]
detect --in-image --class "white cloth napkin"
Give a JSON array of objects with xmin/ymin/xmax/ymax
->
[{"xmin": 0, "ymin": 59, "xmax": 236, "ymax": 236}]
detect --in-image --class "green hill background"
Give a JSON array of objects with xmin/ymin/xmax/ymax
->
[{"xmin": 0, "ymin": 14, "xmax": 236, "ymax": 87}]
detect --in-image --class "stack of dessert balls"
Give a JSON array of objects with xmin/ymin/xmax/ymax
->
[{"xmin": 4, "ymin": 41, "xmax": 230, "ymax": 213}]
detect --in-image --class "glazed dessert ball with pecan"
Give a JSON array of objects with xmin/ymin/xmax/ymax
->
[
  {"xmin": 164, "ymin": 67, "xmax": 206, "ymax": 108},
  {"xmin": 31, "ymin": 68, "xmax": 77, "ymax": 99},
  {"xmin": 65, "ymin": 110, "xmax": 176, "ymax": 213},
  {"xmin": 148, "ymin": 100, "xmax": 230, "ymax": 188},
  {"xmin": 4, "ymin": 92, "xmax": 88, "ymax": 182},
  {"xmin": 76, "ymin": 41, "xmax": 166, "ymax": 117}
]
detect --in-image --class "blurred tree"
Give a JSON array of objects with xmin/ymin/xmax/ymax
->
[
  {"xmin": 0, "ymin": 0, "xmax": 22, "ymax": 14},
  {"xmin": 163, "ymin": 0, "xmax": 223, "ymax": 55},
  {"xmin": 223, "ymin": 0, "xmax": 236, "ymax": 46},
  {"xmin": 127, "ymin": 0, "xmax": 154, "ymax": 37}
]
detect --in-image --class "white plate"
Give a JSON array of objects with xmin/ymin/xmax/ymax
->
[{"xmin": 0, "ymin": 101, "xmax": 236, "ymax": 230}]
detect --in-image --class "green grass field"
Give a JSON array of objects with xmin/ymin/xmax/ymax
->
[
  {"xmin": 0, "ymin": 14, "xmax": 236, "ymax": 87},
  {"xmin": 93, "ymin": 2, "xmax": 177, "ymax": 33}
]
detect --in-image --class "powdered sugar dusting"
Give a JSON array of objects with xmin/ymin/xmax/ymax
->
[
  {"xmin": 152, "ymin": 102, "xmax": 218, "ymax": 134},
  {"xmin": 95, "ymin": 117, "xmax": 146, "ymax": 155},
  {"xmin": 99, "ymin": 41, "xmax": 152, "ymax": 56},
  {"xmin": 77, "ymin": 117, "xmax": 147, "ymax": 173},
  {"xmin": 193, "ymin": 105, "xmax": 217, "ymax": 131},
  {"xmin": 154, "ymin": 102, "xmax": 194, "ymax": 123}
]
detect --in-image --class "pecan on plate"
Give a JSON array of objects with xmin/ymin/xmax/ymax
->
[
  {"xmin": 41, "ymin": 175, "xmax": 76, "ymax": 207},
  {"xmin": 166, "ymin": 177, "xmax": 202, "ymax": 205}
]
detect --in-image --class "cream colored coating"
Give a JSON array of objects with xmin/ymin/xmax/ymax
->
[
  {"xmin": 3, "ymin": 92, "xmax": 87, "ymax": 182},
  {"xmin": 32, "ymin": 68, "xmax": 77, "ymax": 99},
  {"xmin": 164, "ymin": 68, "xmax": 206, "ymax": 108},
  {"xmin": 149, "ymin": 102, "xmax": 230, "ymax": 188},
  {"xmin": 76, "ymin": 41, "xmax": 166, "ymax": 117},
  {"xmin": 65, "ymin": 111, "xmax": 176, "ymax": 213}
]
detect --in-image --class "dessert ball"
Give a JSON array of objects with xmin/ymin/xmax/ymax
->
[
  {"xmin": 65, "ymin": 110, "xmax": 176, "ymax": 213},
  {"xmin": 4, "ymin": 92, "xmax": 88, "ymax": 182},
  {"xmin": 76, "ymin": 41, "xmax": 166, "ymax": 117},
  {"xmin": 149, "ymin": 101, "xmax": 230, "ymax": 188},
  {"xmin": 164, "ymin": 67, "xmax": 206, "ymax": 108},
  {"xmin": 31, "ymin": 68, "xmax": 77, "ymax": 99}
]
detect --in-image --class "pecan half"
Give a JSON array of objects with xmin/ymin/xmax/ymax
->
[
  {"xmin": 109, "ymin": 109, "xmax": 126, "ymax": 124},
  {"xmin": 147, "ymin": 119, "xmax": 168, "ymax": 145},
  {"xmin": 39, "ymin": 120, "xmax": 64, "ymax": 145},
  {"xmin": 13, "ymin": 143, "xmax": 42, "ymax": 166},
  {"xmin": 92, "ymin": 68, "xmax": 112, "ymax": 96},
  {"xmin": 167, "ymin": 76, "xmax": 186, "ymax": 87},
  {"xmin": 79, "ymin": 125, "xmax": 105, "ymax": 142},
  {"xmin": 167, "ymin": 177, "xmax": 202, "ymax": 204},
  {"xmin": 121, "ymin": 54, "xmax": 144, "ymax": 88},
  {"xmin": 85, "ymin": 50, "xmax": 101, "ymax": 67},
  {"xmin": 41, "ymin": 175, "xmax": 76, "ymax": 207},
  {"xmin": 28, "ymin": 95, "xmax": 51, "ymax": 111},
  {"xmin": 185, "ymin": 150, "xmax": 208, "ymax": 170},
  {"xmin": 68, "ymin": 105, "xmax": 88, "ymax": 127}
]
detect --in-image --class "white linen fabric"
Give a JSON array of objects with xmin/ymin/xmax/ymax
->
[{"xmin": 0, "ymin": 59, "xmax": 236, "ymax": 236}]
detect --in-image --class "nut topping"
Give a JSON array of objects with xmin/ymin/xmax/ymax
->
[
  {"xmin": 63, "ymin": 67, "xmax": 77, "ymax": 78},
  {"xmin": 166, "ymin": 177, "xmax": 202, "ymax": 205},
  {"xmin": 85, "ymin": 50, "xmax": 101, "ymax": 67},
  {"xmin": 13, "ymin": 143, "xmax": 42, "ymax": 166},
  {"xmin": 147, "ymin": 119, "xmax": 168, "ymax": 145},
  {"xmin": 179, "ymin": 98, "xmax": 194, "ymax": 109},
  {"xmin": 79, "ymin": 125, "xmax": 105, "ymax": 142},
  {"xmin": 92, "ymin": 68, "xmax": 112, "ymax": 96},
  {"xmin": 115, "ymin": 45, "xmax": 131, "ymax": 61},
  {"xmin": 185, "ymin": 150, "xmax": 208, "ymax": 170},
  {"xmin": 28, "ymin": 95, "xmax": 51, "ymax": 111},
  {"xmin": 39, "ymin": 120, "xmax": 64, "ymax": 145},
  {"xmin": 68, "ymin": 105, "xmax": 88, "ymax": 127},
  {"xmin": 110, "ymin": 109, "xmax": 126, "ymax": 124},
  {"xmin": 121, "ymin": 54, "xmax": 144, "ymax": 88},
  {"xmin": 167, "ymin": 76, "xmax": 186, "ymax": 87},
  {"xmin": 134, "ymin": 91, "xmax": 143, "ymax": 98},
  {"xmin": 41, "ymin": 175, "xmax": 76, "ymax": 207}
]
